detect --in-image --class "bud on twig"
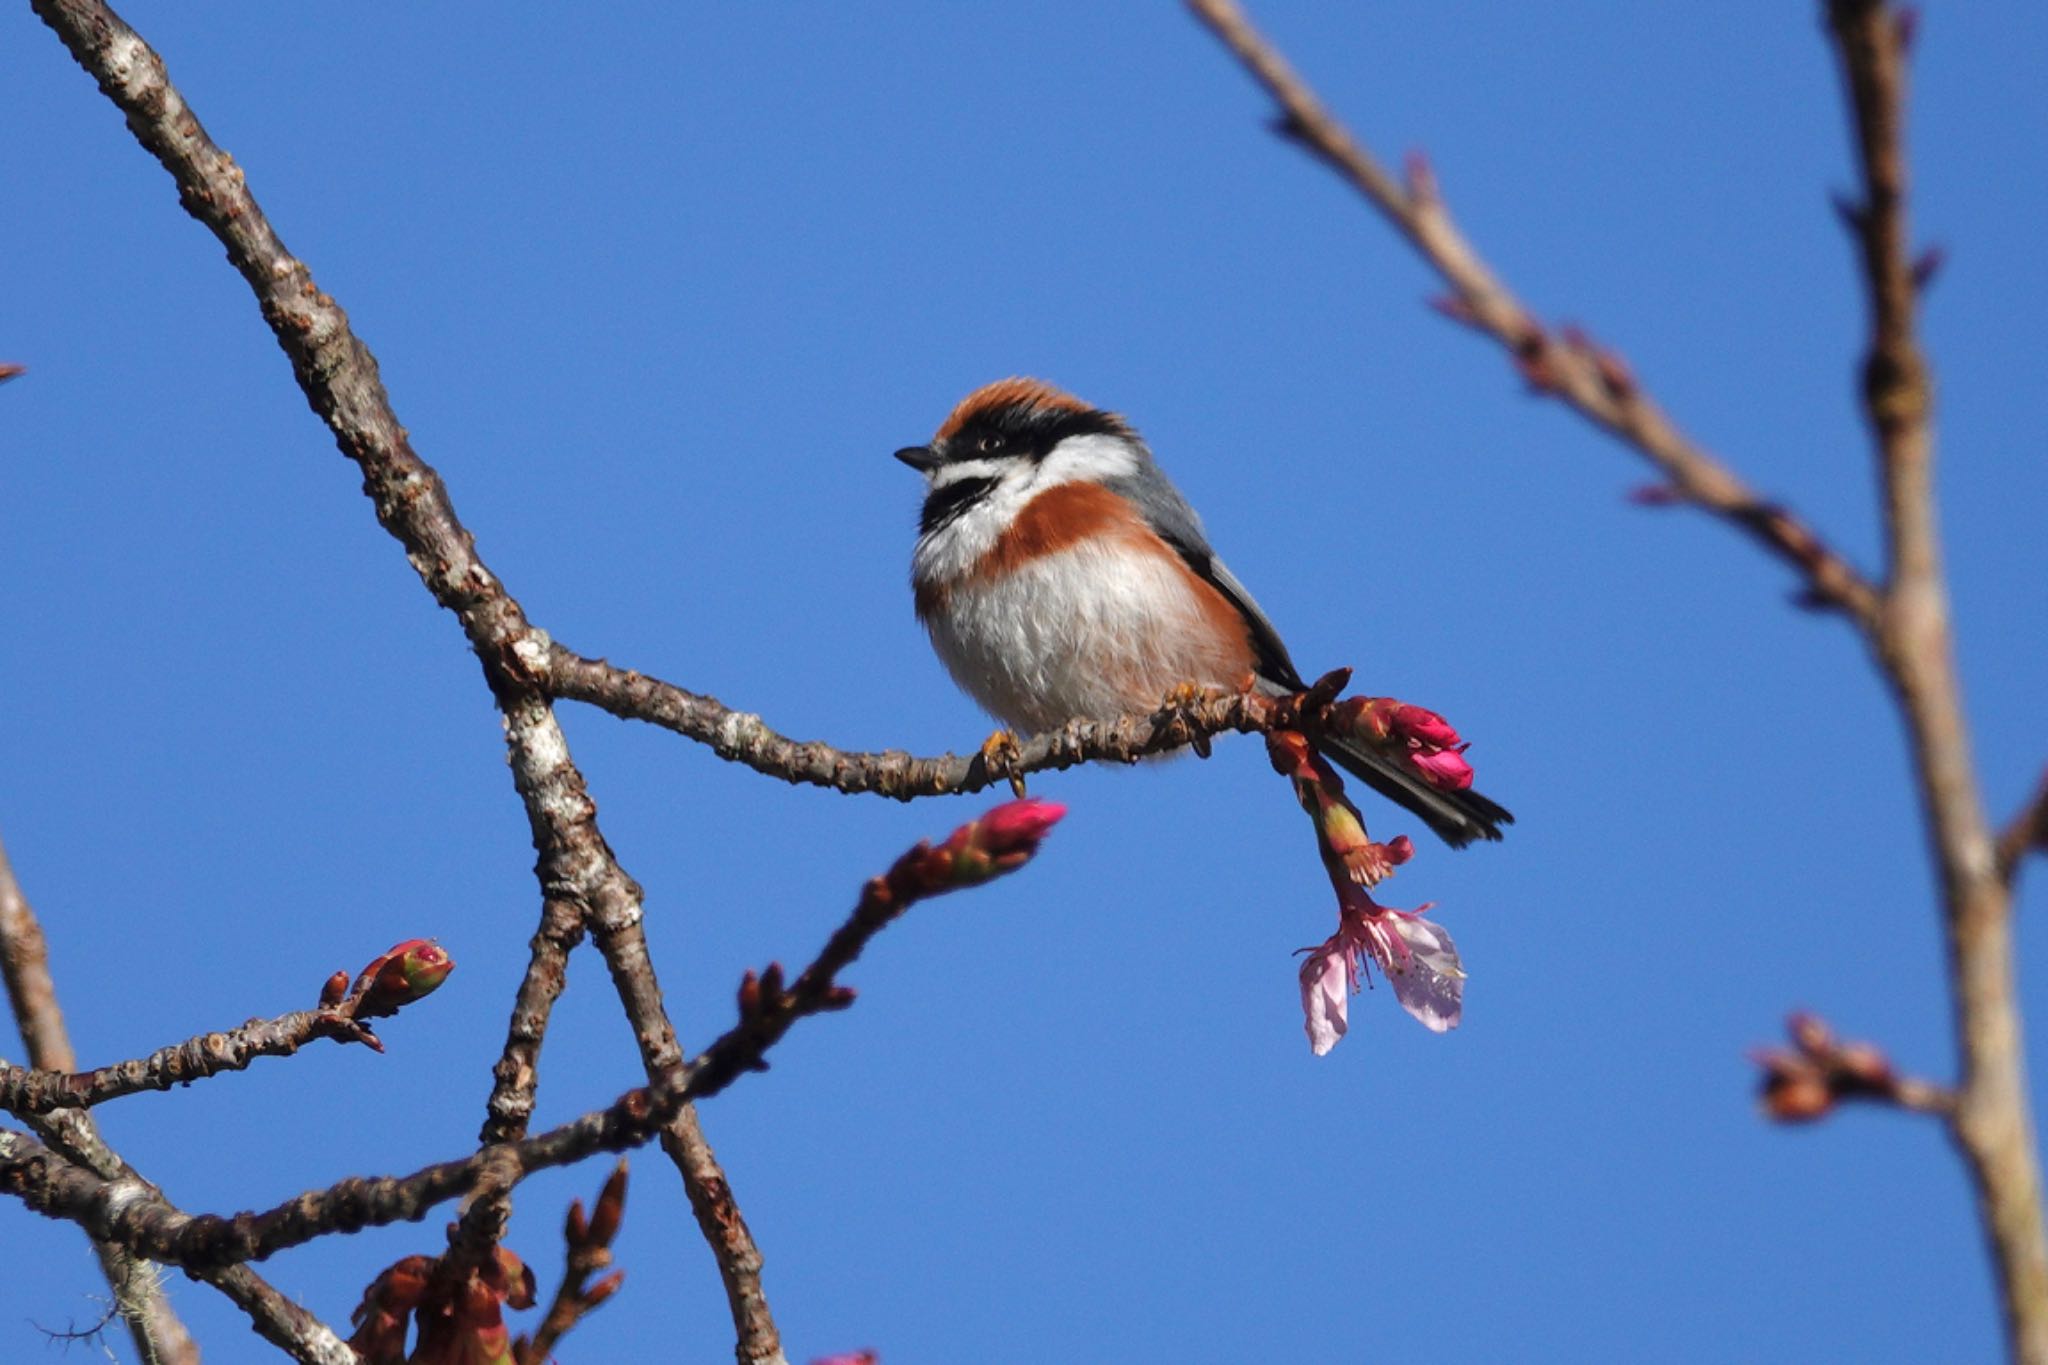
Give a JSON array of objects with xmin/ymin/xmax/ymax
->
[{"xmin": 355, "ymin": 939, "xmax": 455, "ymax": 1019}]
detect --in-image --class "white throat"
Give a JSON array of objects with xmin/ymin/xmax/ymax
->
[{"xmin": 911, "ymin": 433, "xmax": 1143, "ymax": 587}]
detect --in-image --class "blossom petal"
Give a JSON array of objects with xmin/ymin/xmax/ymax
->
[
  {"xmin": 1384, "ymin": 915, "xmax": 1464, "ymax": 1033},
  {"xmin": 1298, "ymin": 945, "xmax": 1351, "ymax": 1056}
]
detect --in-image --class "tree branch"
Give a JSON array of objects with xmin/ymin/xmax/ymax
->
[
  {"xmin": 27, "ymin": 3, "xmax": 787, "ymax": 1356},
  {"xmin": 1822, "ymin": 6, "xmax": 2048, "ymax": 1359},
  {"xmin": 0, "ymin": 939, "xmax": 450, "ymax": 1117},
  {"xmin": 545, "ymin": 643, "xmax": 1353, "ymax": 797},
  {"xmin": 1183, "ymin": 0, "xmax": 1881, "ymax": 628}
]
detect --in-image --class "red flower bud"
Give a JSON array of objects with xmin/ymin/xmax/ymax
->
[{"xmin": 1390, "ymin": 704, "xmax": 1462, "ymax": 750}]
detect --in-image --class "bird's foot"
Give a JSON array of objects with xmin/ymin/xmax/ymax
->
[
  {"xmin": 1160, "ymin": 682, "xmax": 1214, "ymax": 758},
  {"xmin": 978, "ymin": 728, "xmax": 1028, "ymax": 798}
]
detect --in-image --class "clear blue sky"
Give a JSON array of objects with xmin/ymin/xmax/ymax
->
[{"xmin": 6, "ymin": 4, "xmax": 2047, "ymax": 1362}]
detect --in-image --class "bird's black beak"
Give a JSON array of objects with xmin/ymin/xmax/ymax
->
[{"xmin": 894, "ymin": 445, "xmax": 939, "ymax": 472}]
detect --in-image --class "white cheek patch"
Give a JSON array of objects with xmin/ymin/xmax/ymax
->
[
  {"xmin": 927, "ymin": 458, "xmax": 1004, "ymax": 489},
  {"xmin": 1035, "ymin": 433, "xmax": 1141, "ymax": 489},
  {"xmin": 912, "ymin": 433, "xmax": 1145, "ymax": 589}
]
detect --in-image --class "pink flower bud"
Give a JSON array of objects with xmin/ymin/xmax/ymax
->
[
  {"xmin": 975, "ymin": 798, "xmax": 1068, "ymax": 859},
  {"xmin": 1408, "ymin": 746, "xmax": 1474, "ymax": 791},
  {"xmin": 928, "ymin": 799, "xmax": 1069, "ymax": 889}
]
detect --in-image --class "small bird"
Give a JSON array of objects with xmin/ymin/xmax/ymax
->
[{"xmin": 897, "ymin": 378, "xmax": 1511, "ymax": 847}]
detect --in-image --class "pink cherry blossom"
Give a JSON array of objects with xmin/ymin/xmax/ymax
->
[{"xmin": 1298, "ymin": 893, "xmax": 1464, "ymax": 1055}]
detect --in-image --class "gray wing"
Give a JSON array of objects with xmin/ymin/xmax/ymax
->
[{"xmin": 1106, "ymin": 459, "xmax": 1307, "ymax": 691}]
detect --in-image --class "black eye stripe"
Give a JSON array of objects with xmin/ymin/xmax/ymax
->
[
  {"xmin": 944, "ymin": 405, "xmax": 1127, "ymax": 464},
  {"xmin": 919, "ymin": 476, "xmax": 998, "ymax": 535}
]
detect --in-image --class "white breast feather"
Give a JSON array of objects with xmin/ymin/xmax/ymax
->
[{"xmin": 921, "ymin": 538, "xmax": 1244, "ymax": 733}]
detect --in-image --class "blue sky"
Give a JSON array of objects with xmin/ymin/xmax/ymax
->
[{"xmin": 5, "ymin": 3, "xmax": 2046, "ymax": 1362}]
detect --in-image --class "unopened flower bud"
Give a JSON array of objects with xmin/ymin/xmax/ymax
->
[
  {"xmin": 320, "ymin": 971, "xmax": 350, "ymax": 1007},
  {"xmin": 1409, "ymin": 746, "xmax": 1475, "ymax": 792},
  {"xmin": 357, "ymin": 940, "xmax": 455, "ymax": 1019},
  {"xmin": 1390, "ymin": 704, "xmax": 1462, "ymax": 750},
  {"xmin": 1761, "ymin": 1070, "xmax": 1835, "ymax": 1123},
  {"xmin": 584, "ymin": 1270, "xmax": 625, "ymax": 1309},
  {"xmin": 936, "ymin": 799, "xmax": 1067, "ymax": 888},
  {"xmin": 589, "ymin": 1161, "xmax": 628, "ymax": 1247}
]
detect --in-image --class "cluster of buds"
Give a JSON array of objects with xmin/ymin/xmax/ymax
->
[
  {"xmin": 1266, "ymin": 732, "xmax": 1463, "ymax": 1054},
  {"xmin": 511, "ymin": 1163, "xmax": 629, "ymax": 1365},
  {"xmin": 1752, "ymin": 1013, "xmax": 1944, "ymax": 1123},
  {"xmin": 316, "ymin": 939, "xmax": 456, "ymax": 1051},
  {"xmin": 1326, "ymin": 698, "xmax": 1475, "ymax": 792},
  {"xmin": 895, "ymin": 798, "xmax": 1068, "ymax": 896},
  {"xmin": 350, "ymin": 1246, "xmax": 536, "ymax": 1365}
]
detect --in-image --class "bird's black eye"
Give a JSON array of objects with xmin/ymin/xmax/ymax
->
[{"xmin": 976, "ymin": 433, "xmax": 1004, "ymax": 455}]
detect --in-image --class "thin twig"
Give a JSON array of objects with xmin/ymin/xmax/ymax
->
[
  {"xmin": 1183, "ymin": 0, "xmax": 1881, "ymax": 629},
  {"xmin": 1, "ymin": 830, "xmax": 202, "ymax": 1365},
  {"xmin": 1753, "ymin": 1011, "xmax": 1957, "ymax": 1121},
  {"xmin": 27, "ymin": 4, "xmax": 786, "ymax": 1356},
  {"xmin": 0, "ymin": 1009, "xmax": 375, "ymax": 1115},
  {"xmin": 0, "ymin": 941, "xmax": 449, "ymax": 1117},
  {"xmin": 514, "ymin": 1162, "xmax": 628, "ymax": 1365},
  {"xmin": 1995, "ymin": 770, "xmax": 2048, "ymax": 886}
]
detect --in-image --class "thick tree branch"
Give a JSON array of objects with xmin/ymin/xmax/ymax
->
[
  {"xmin": 1823, "ymin": 6, "xmax": 2048, "ymax": 1359},
  {"xmin": 545, "ymin": 643, "xmax": 1353, "ymax": 797},
  {"xmin": 28, "ymin": 3, "xmax": 786, "ymax": 1357},
  {"xmin": 1184, "ymin": 0, "xmax": 1881, "ymax": 629},
  {"xmin": 2, "ymin": 830, "xmax": 201, "ymax": 1365}
]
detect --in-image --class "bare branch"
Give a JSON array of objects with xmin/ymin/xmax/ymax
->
[
  {"xmin": 1821, "ymin": 5, "xmax": 2048, "ymax": 1358},
  {"xmin": 0, "ymin": 940, "xmax": 451, "ymax": 1117},
  {"xmin": 545, "ymin": 643, "xmax": 1357, "ymax": 797},
  {"xmin": 1183, "ymin": 0, "xmax": 1881, "ymax": 629}
]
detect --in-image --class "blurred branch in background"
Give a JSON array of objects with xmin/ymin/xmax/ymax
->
[{"xmin": 1185, "ymin": 0, "xmax": 2048, "ymax": 1358}]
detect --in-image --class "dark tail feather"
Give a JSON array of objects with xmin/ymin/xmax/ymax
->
[{"xmin": 1314, "ymin": 734, "xmax": 1513, "ymax": 849}]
